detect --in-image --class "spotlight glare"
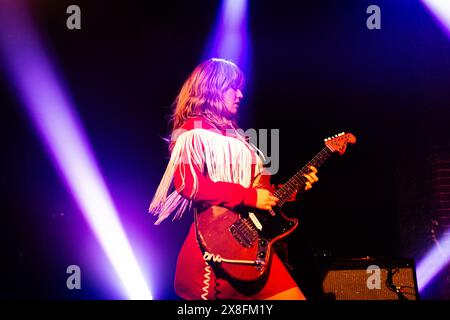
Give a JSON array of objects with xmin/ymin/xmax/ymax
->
[
  {"xmin": 422, "ymin": 0, "xmax": 450, "ymax": 36},
  {"xmin": 204, "ymin": 0, "xmax": 250, "ymax": 72},
  {"xmin": 0, "ymin": 1, "xmax": 152, "ymax": 299}
]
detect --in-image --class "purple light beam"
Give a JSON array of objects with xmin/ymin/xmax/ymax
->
[
  {"xmin": 0, "ymin": 0, "xmax": 152, "ymax": 299},
  {"xmin": 416, "ymin": 234, "xmax": 450, "ymax": 292},
  {"xmin": 421, "ymin": 0, "xmax": 450, "ymax": 36}
]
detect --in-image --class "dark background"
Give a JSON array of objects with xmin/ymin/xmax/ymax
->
[{"xmin": 1, "ymin": 0, "xmax": 449, "ymax": 299}]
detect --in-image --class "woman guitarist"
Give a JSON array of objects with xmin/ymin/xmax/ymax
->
[{"xmin": 149, "ymin": 58, "xmax": 318, "ymax": 300}]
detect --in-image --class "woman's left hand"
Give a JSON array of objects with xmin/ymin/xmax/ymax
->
[{"xmin": 304, "ymin": 165, "xmax": 319, "ymax": 190}]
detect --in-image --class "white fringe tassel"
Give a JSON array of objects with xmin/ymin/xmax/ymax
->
[{"xmin": 149, "ymin": 128, "xmax": 264, "ymax": 224}]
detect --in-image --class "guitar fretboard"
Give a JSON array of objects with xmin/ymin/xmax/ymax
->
[{"xmin": 274, "ymin": 147, "xmax": 333, "ymax": 206}]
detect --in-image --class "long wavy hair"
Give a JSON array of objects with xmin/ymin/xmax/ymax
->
[{"xmin": 169, "ymin": 58, "xmax": 245, "ymax": 135}]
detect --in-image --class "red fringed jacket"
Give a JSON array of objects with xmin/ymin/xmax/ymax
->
[{"xmin": 150, "ymin": 116, "xmax": 298, "ymax": 299}]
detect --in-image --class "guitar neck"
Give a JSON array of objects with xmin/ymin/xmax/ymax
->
[{"xmin": 274, "ymin": 146, "xmax": 333, "ymax": 205}]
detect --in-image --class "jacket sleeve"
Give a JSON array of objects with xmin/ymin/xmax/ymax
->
[{"xmin": 174, "ymin": 163, "xmax": 258, "ymax": 209}]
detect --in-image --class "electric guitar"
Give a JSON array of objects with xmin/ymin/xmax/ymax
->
[{"xmin": 196, "ymin": 132, "xmax": 356, "ymax": 282}]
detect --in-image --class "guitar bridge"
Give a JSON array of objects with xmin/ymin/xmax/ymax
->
[{"xmin": 229, "ymin": 218, "xmax": 258, "ymax": 248}]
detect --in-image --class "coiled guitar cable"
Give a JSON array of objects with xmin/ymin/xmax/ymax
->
[{"xmin": 201, "ymin": 252, "xmax": 221, "ymax": 300}]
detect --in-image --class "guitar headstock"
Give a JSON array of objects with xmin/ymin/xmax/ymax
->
[{"xmin": 324, "ymin": 132, "xmax": 356, "ymax": 155}]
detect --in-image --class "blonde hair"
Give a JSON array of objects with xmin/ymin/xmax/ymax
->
[{"xmin": 170, "ymin": 58, "xmax": 245, "ymax": 133}]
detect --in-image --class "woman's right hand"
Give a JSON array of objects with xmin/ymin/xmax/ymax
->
[{"xmin": 255, "ymin": 188, "xmax": 279, "ymax": 211}]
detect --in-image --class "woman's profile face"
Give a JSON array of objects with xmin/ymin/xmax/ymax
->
[{"xmin": 223, "ymin": 87, "xmax": 243, "ymax": 115}]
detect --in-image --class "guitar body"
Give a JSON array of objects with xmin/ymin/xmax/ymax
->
[{"xmin": 196, "ymin": 204, "xmax": 298, "ymax": 282}]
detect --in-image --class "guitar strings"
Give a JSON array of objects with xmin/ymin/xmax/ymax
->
[{"xmin": 276, "ymin": 147, "xmax": 332, "ymax": 206}]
